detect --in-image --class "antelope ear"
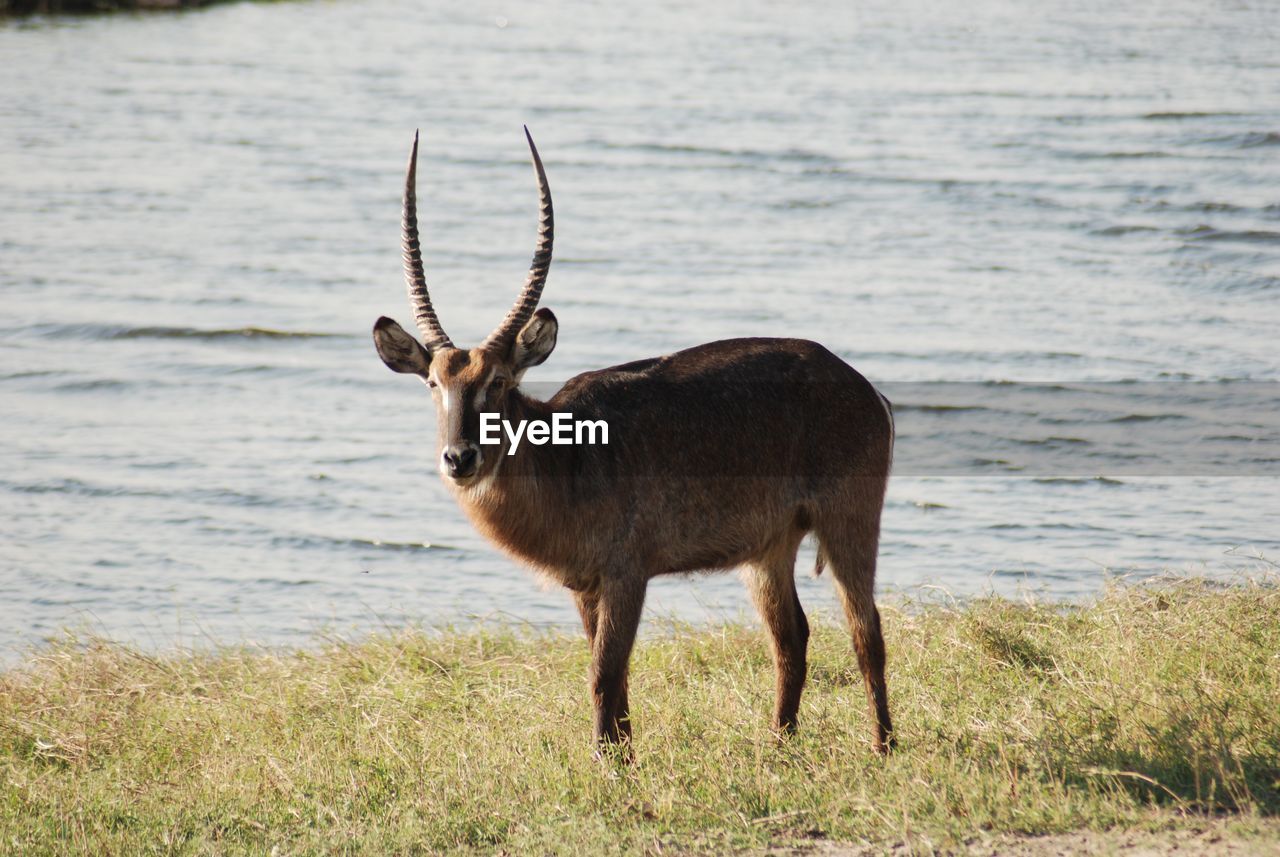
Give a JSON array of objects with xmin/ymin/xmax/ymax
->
[
  {"xmin": 511, "ymin": 307, "xmax": 558, "ymax": 378},
  {"xmin": 373, "ymin": 316, "xmax": 432, "ymax": 376}
]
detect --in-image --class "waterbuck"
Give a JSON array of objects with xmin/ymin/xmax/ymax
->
[{"xmin": 372, "ymin": 129, "xmax": 895, "ymax": 755}]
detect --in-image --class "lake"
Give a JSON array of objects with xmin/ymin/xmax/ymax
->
[{"xmin": 2, "ymin": 0, "xmax": 1278, "ymax": 658}]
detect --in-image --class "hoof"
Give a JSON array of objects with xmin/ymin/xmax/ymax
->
[{"xmin": 593, "ymin": 739, "xmax": 634, "ymax": 766}]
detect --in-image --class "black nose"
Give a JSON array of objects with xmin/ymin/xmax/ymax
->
[{"xmin": 442, "ymin": 445, "xmax": 480, "ymax": 478}]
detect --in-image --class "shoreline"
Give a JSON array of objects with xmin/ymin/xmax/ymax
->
[
  {"xmin": 2, "ymin": 0, "xmax": 257, "ymax": 16},
  {"xmin": 2, "ymin": 578, "xmax": 1277, "ymax": 853}
]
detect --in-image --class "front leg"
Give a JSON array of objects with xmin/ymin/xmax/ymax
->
[
  {"xmin": 573, "ymin": 589, "xmax": 599, "ymax": 647},
  {"xmin": 589, "ymin": 577, "xmax": 646, "ymax": 752},
  {"xmin": 575, "ymin": 588, "xmax": 631, "ymax": 745}
]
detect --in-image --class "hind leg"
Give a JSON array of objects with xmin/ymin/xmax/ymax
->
[
  {"xmin": 744, "ymin": 534, "xmax": 810, "ymax": 734},
  {"xmin": 818, "ymin": 516, "xmax": 894, "ymax": 754}
]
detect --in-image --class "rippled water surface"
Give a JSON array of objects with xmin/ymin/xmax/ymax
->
[{"xmin": 2, "ymin": 0, "xmax": 1279, "ymax": 656}]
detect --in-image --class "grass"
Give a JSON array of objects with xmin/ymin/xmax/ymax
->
[{"xmin": 1, "ymin": 577, "xmax": 1278, "ymax": 854}]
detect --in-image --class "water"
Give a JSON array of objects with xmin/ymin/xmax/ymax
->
[{"xmin": 2, "ymin": 0, "xmax": 1278, "ymax": 658}]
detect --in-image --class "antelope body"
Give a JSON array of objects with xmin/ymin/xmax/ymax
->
[{"xmin": 373, "ymin": 130, "xmax": 895, "ymax": 754}]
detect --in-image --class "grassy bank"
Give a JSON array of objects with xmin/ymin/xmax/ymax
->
[{"xmin": 2, "ymin": 579, "xmax": 1278, "ymax": 854}]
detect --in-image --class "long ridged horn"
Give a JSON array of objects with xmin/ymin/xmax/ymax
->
[
  {"xmin": 402, "ymin": 130, "xmax": 453, "ymax": 350},
  {"xmin": 481, "ymin": 126, "xmax": 553, "ymax": 353}
]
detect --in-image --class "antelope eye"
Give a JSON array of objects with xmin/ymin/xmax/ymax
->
[
  {"xmin": 490, "ymin": 377, "xmax": 508, "ymax": 394},
  {"xmin": 427, "ymin": 379, "xmax": 438, "ymax": 389}
]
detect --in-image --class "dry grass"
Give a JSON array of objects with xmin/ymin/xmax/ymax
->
[{"xmin": 1, "ymin": 576, "xmax": 1278, "ymax": 854}]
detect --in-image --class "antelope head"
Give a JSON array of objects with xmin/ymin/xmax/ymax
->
[{"xmin": 372, "ymin": 129, "xmax": 559, "ymax": 486}]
